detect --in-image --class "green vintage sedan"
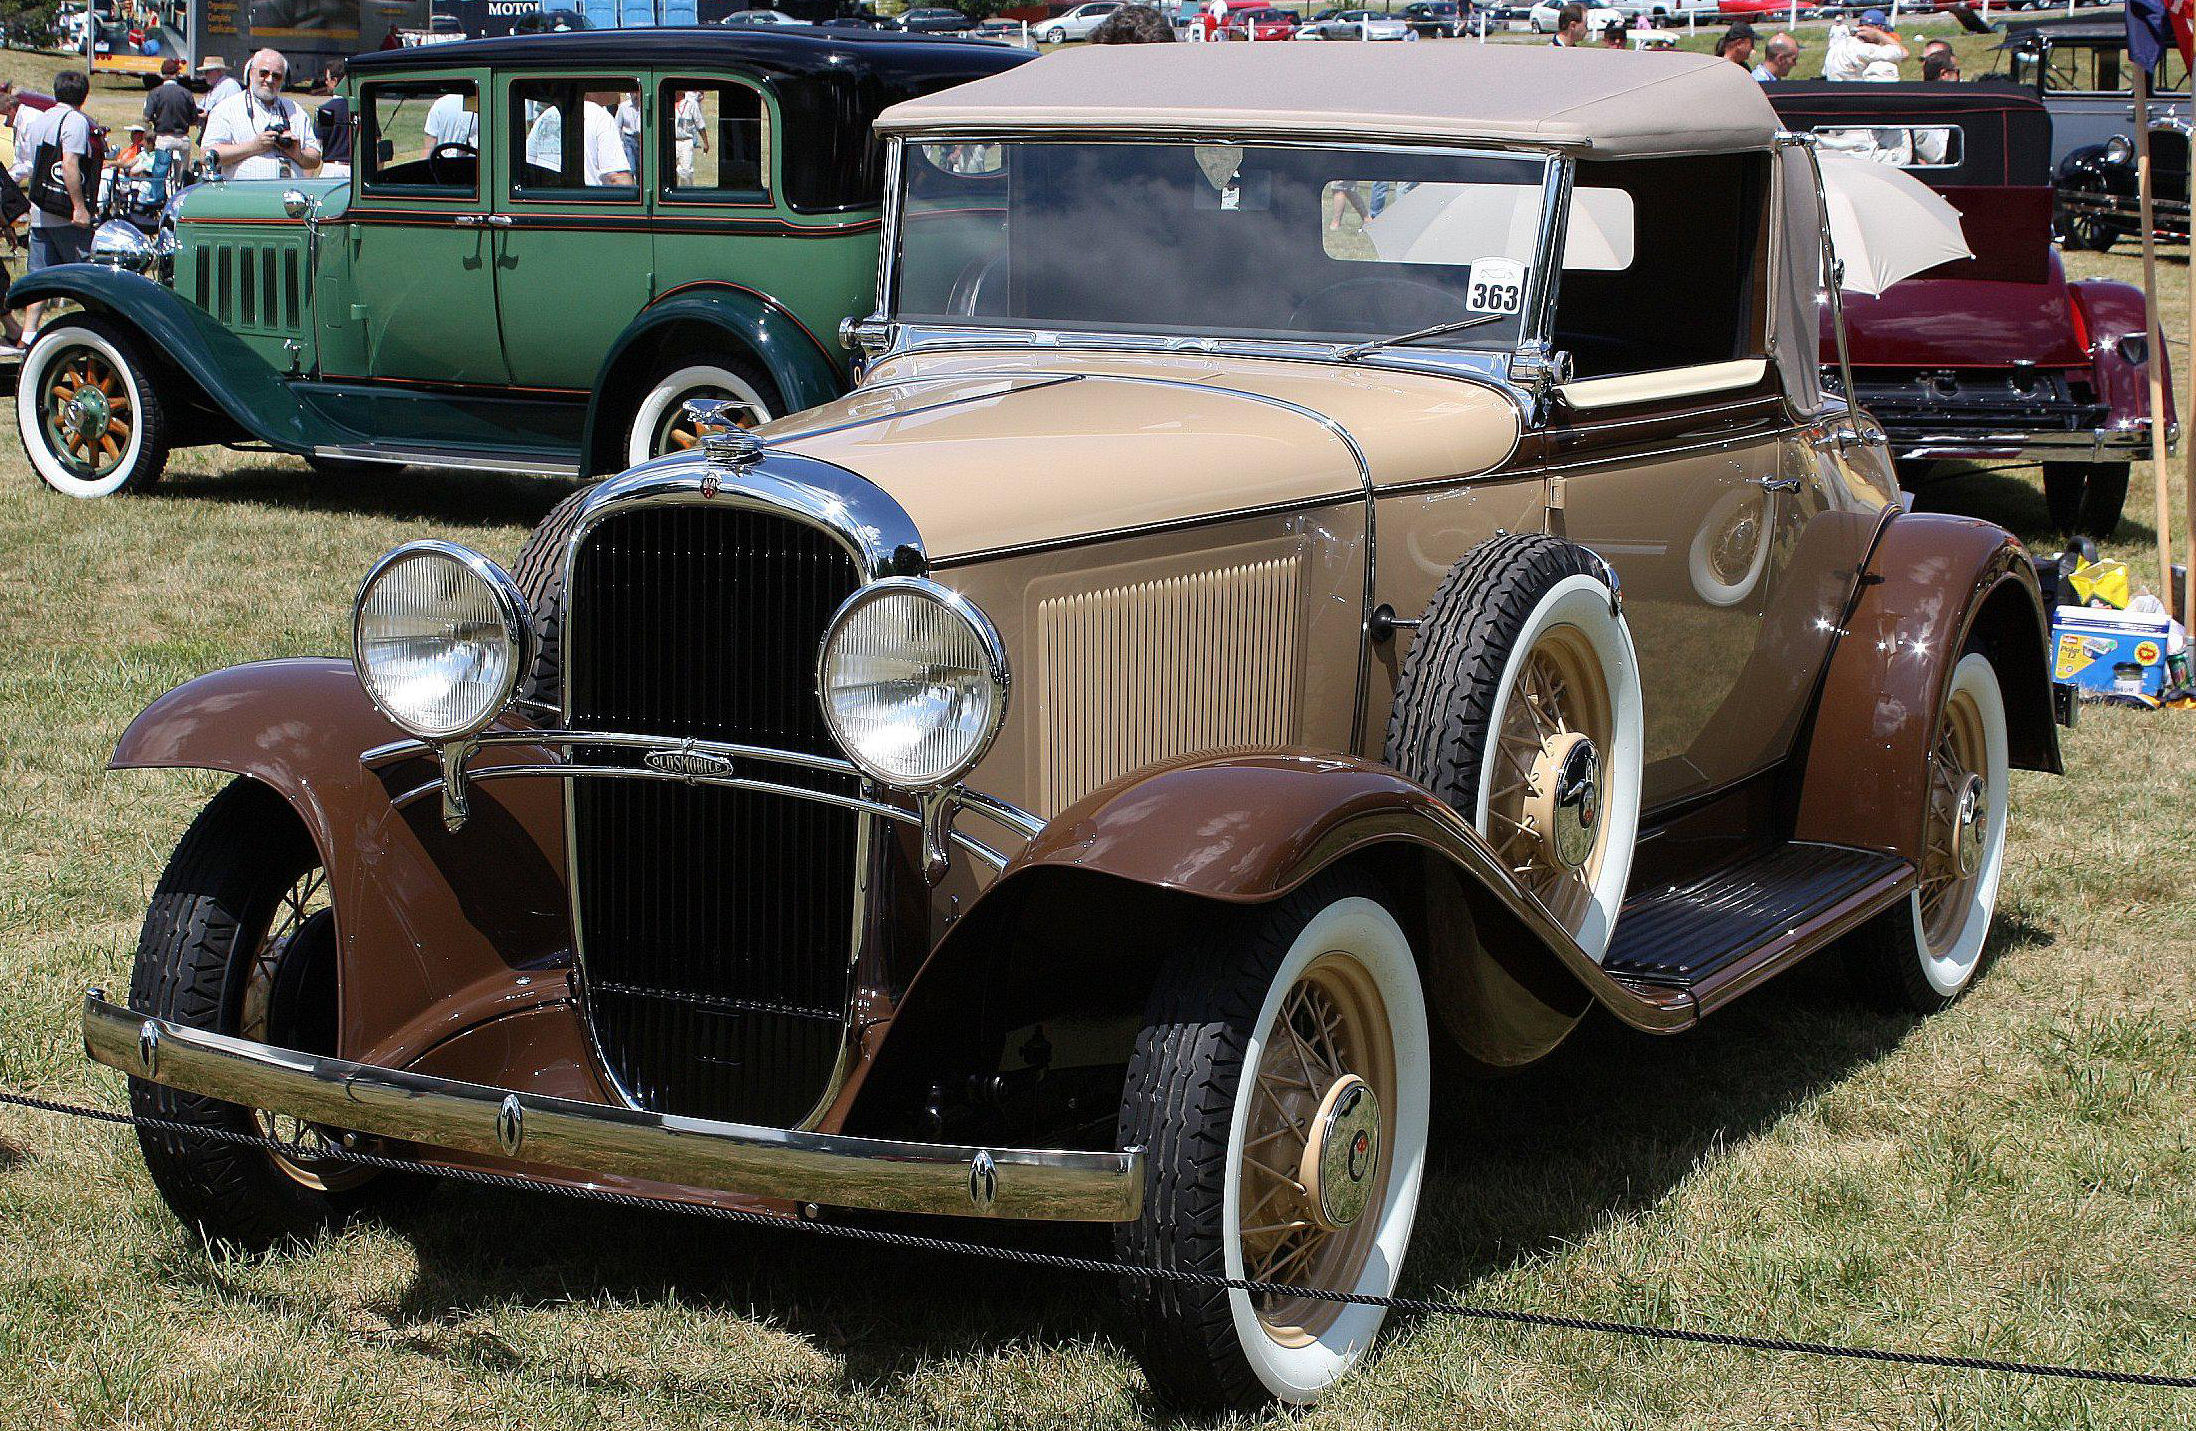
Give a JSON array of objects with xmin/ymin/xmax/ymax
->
[{"xmin": 10, "ymin": 29, "xmax": 1029, "ymax": 498}]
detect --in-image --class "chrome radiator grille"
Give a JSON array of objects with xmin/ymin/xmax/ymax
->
[{"xmin": 566, "ymin": 505, "xmax": 863, "ymax": 1128}]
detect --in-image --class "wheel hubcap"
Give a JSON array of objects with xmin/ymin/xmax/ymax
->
[
  {"xmin": 1299, "ymin": 1074, "xmax": 1381, "ymax": 1231},
  {"xmin": 1526, "ymin": 731, "xmax": 1601, "ymax": 873},
  {"xmin": 1951, "ymin": 772, "xmax": 1988, "ymax": 880}
]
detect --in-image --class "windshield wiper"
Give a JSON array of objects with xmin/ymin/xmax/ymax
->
[{"xmin": 1333, "ymin": 312, "xmax": 1504, "ymax": 362}]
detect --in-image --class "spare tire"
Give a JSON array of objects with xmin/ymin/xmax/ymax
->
[{"xmin": 1384, "ymin": 533, "xmax": 1644, "ymax": 960}]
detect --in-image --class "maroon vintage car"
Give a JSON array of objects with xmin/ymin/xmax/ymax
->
[{"xmin": 1771, "ymin": 81, "xmax": 2170, "ymax": 538}]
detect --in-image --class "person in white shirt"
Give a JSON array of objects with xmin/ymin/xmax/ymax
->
[
  {"xmin": 583, "ymin": 93, "xmax": 633, "ymax": 186},
  {"xmin": 1821, "ymin": 10, "xmax": 1907, "ymax": 83},
  {"xmin": 673, "ymin": 89, "xmax": 708, "ymax": 187},
  {"xmin": 422, "ymin": 88, "xmax": 478, "ymax": 158},
  {"xmin": 202, "ymin": 48, "xmax": 322, "ymax": 181},
  {"xmin": 195, "ymin": 57, "xmax": 241, "ymax": 132}
]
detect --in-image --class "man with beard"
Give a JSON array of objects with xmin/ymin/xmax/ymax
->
[{"xmin": 202, "ymin": 47, "xmax": 321, "ymax": 180}]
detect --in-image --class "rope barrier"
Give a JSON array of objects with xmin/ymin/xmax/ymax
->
[{"xmin": 2, "ymin": 1087, "xmax": 2191, "ymax": 1391}]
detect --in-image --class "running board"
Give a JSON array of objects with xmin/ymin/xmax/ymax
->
[
  {"xmin": 310, "ymin": 445, "xmax": 581, "ymax": 479},
  {"xmin": 1604, "ymin": 843, "xmax": 1914, "ymax": 1018}
]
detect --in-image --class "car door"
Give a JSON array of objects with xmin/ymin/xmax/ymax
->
[
  {"xmin": 490, "ymin": 71, "xmax": 655, "ymax": 392},
  {"xmin": 342, "ymin": 70, "xmax": 510, "ymax": 385},
  {"xmin": 1539, "ymin": 153, "xmax": 1868, "ymax": 811}
]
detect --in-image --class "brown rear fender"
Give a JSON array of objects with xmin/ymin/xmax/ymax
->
[
  {"xmin": 110, "ymin": 659, "xmax": 577, "ymax": 1070},
  {"xmin": 845, "ymin": 753, "xmax": 1695, "ymax": 1134},
  {"xmin": 1795, "ymin": 513, "xmax": 2059, "ymax": 864}
]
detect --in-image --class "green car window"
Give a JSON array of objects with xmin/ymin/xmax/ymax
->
[
  {"xmin": 659, "ymin": 79, "xmax": 768, "ymax": 203},
  {"xmin": 510, "ymin": 77, "xmax": 643, "ymax": 199},
  {"xmin": 363, "ymin": 80, "xmax": 479, "ymax": 195}
]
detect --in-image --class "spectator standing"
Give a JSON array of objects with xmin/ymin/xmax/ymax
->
[
  {"xmin": 1551, "ymin": 2, "xmax": 1586, "ymax": 46},
  {"xmin": 314, "ymin": 60, "xmax": 352, "ymax": 175},
  {"xmin": 196, "ymin": 57, "xmax": 241, "ymax": 132},
  {"xmin": 11, "ymin": 69, "xmax": 96, "ymax": 352},
  {"xmin": 1089, "ymin": 3, "xmax": 1177, "ymax": 41},
  {"xmin": 1714, "ymin": 23, "xmax": 1757, "ymax": 69},
  {"xmin": 203, "ymin": 48, "xmax": 322, "ymax": 181},
  {"xmin": 615, "ymin": 91, "xmax": 641, "ymax": 175},
  {"xmin": 1753, "ymin": 32, "xmax": 1800, "ymax": 80},
  {"xmin": 1597, "ymin": 15, "xmax": 1625, "ymax": 47},
  {"xmin": 1922, "ymin": 49, "xmax": 1960, "ymax": 82},
  {"xmin": 1821, "ymin": 10, "xmax": 1906, "ymax": 82},
  {"xmin": 671, "ymin": 88, "xmax": 706, "ymax": 185},
  {"xmin": 144, "ymin": 56, "xmax": 196, "ymax": 199}
]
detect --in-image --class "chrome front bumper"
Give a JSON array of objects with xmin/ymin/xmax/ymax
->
[
  {"xmin": 83, "ymin": 993, "xmax": 1143, "ymax": 1223},
  {"xmin": 1892, "ymin": 422, "xmax": 2175, "ymax": 465}
]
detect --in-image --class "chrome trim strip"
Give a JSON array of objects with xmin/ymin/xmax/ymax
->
[
  {"xmin": 83, "ymin": 993, "xmax": 1143, "ymax": 1222},
  {"xmin": 1890, "ymin": 426, "xmax": 2165, "ymax": 464},
  {"xmin": 384, "ymin": 764, "xmax": 1014, "ymax": 872},
  {"xmin": 311, "ymin": 444, "xmax": 580, "ymax": 479}
]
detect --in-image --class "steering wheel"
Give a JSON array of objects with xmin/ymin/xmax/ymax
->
[
  {"xmin": 1286, "ymin": 274, "xmax": 1476, "ymax": 338},
  {"xmin": 426, "ymin": 141, "xmax": 477, "ymax": 186}
]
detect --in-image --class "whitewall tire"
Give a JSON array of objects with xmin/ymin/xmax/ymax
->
[
  {"xmin": 17, "ymin": 318, "xmax": 170, "ymax": 498},
  {"xmin": 1843, "ymin": 652, "xmax": 2010, "ymax": 1012},
  {"xmin": 1386, "ymin": 535, "xmax": 1645, "ymax": 962},
  {"xmin": 1118, "ymin": 883, "xmax": 1430, "ymax": 1411},
  {"xmin": 623, "ymin": 361, "xmax": 776, "ymax": 468}
]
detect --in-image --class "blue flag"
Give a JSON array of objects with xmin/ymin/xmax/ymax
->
[{"xmin": 2128, "ymin": 0, "xmax": 2180, "ymax": 75}]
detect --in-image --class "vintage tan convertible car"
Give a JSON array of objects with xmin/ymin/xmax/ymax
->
[{"xmin": 87, "ymin": 46, "xmax": 2067, "ymax": 1410}]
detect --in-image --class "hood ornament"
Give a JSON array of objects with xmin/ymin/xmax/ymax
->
[{"xmin": 683, "ymin": 398, "xmax": 765, "ymax": 472}]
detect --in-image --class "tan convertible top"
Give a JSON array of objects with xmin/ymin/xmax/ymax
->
[{"xmin": 875, "ymin": 43, "xmax": 1781, "ymax": 158}]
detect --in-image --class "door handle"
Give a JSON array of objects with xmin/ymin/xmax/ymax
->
[
  {"xmin": 451, "ymin": 214, "xmax": 483, "ymax": 227},
  {"xmin": 485, "ymin": 214, "xmax": 512, "ymax": 227},
  {"xmin": 1755, "ymin": 474, "xmax": 1802, "ymax": 493}
]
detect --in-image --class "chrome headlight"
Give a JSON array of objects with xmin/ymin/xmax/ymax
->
[
  {"xmin": 352, "ymin": 541, "xmax": 530, "ymax": 743},
  {"xmin": 817, "ymin": 578, "xmax": 1009, "ymax": 790},
  {"xmin": 2104, "ymin": 134, "xmax": 2134, "ymax": 166},
  {"xmin": 91, "ymin": 219, "xmax": 155, "ymax": 271}
]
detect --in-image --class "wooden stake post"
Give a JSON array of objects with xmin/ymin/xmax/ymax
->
[{"xmin": 2134, "ymin": 67, "xmax": 2177, "ymax": 606}]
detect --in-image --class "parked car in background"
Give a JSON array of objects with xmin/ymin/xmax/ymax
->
[
  {"xmin": 1400, "ymin": 1, "xmax": 1468, "ymax": 37},
  {"xmin": 510, "ymin": 9, "xmax": 594, "ymax": 31},
  {"xmin": 91, "ymin": 45, "xmax": 2065, "ymax": 1417},
  {"xmin": 721, "ymin": 8, "xmax": 813, "ymax": 23},
  {"xmin": 8, "ymin": 28, "xmax": 1030, "ymax": 498},
  {"xmin": 1298, "ymin": 7, "xmax": 1412, "ymax": 38},
  {"xmin": 1527, "ymin": 0, "xmax": 1618, "ymax": 31},
  {"xmin": 1771, "ymin": 81, "xmax": 2170, "ymax": 536},
  {"xmin": 1221, "ymin": 5, "xmax": 1299, "ymax": 37},
  {"xmin": 1038, "ymin": 0, "xmax": 1122, "ymax": 42},
  {"xmin": 1998, "ymin": 15, "xmax": 2191, "ymax": 169},
  {"xmin": 897, "ymin": 7, "xmax": 975, "ymax": 33}
]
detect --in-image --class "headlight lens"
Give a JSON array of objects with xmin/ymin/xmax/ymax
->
[
  {"xmin": 352, "ymin": 542, "xmax": 530, "ymax": 743},
  {"xmin": 2105, "ymin": 134, "xmax": 2134, "ymax": 165},
  {"xmin": 818, "ymin": 578, "xmax": 1009, "ymax": 790},
  {"xmin": 91, "ymin": 219, "xmax": 154, "ymax": 270}
]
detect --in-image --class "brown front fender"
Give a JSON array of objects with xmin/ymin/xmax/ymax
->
[
  {"xmin": 1795, "ymin": 513, "xmax": 2060, "ymax": 863},
  {"xmin": 843, "ymin": 753, "xmax": 1696, "ymax": 1136},
  {"xmin": 110, "ymin": 659, "xmax": 587, "ymax": 1079}
]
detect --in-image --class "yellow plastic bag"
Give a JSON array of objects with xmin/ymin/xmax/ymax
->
[{"xmin": 2067, "ymin": 558, "xmax": 2132, "ymax": 610}]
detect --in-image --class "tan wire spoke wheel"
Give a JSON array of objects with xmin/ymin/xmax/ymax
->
[
  {"xmin": 17, "ymin": 320, "xmax": 168, "ymax": 498},
  {"xmin": 1224, "ymin": 897, "xmax": 1429, "ymax": 1401},
  {"xmin": 233, "ymin": 869, "xmax": 372, "ymax": 1194},
  {"xmin": 625, "ymin": 362, "xmax": 775, "ymax": 467}
]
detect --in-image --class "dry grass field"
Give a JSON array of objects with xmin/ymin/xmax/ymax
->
[{"xmin": 0, "ymin": 38, "xmax": 2193, "ymax": 1431}]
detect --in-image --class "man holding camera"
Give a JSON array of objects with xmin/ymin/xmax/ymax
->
[{"xmin": 202, "ymin": 48, "xmax": 321, "ymax": 182}]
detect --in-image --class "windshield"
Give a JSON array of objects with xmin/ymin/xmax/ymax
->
[{"xmin": 893, "ymin": 140, "xmax": 1557, "ymax": 353}]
